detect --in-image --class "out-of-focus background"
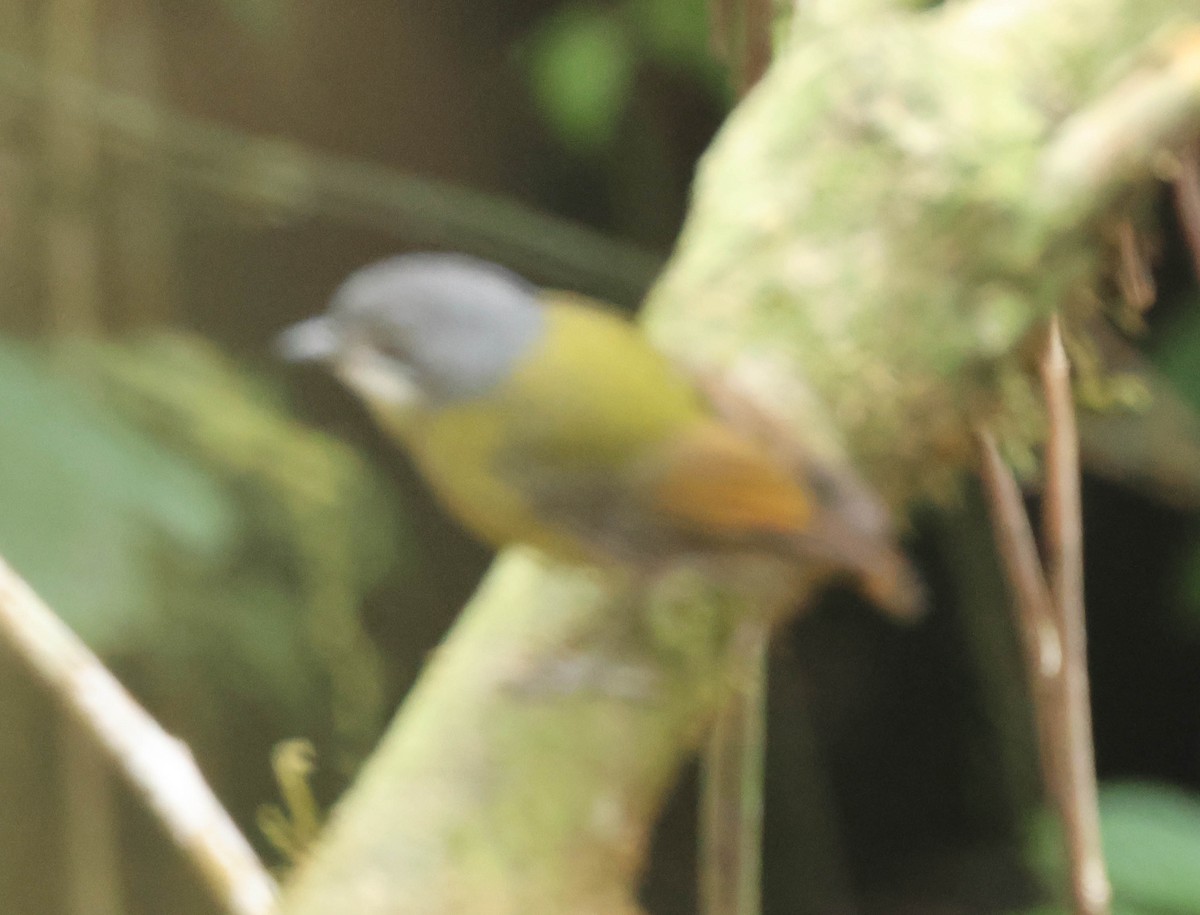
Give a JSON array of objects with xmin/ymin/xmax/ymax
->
[{"xmin": 1, "ymin": 2, "xmax": 1199, "ymax": 913}]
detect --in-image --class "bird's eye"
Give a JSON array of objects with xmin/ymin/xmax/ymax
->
[
  {"xmin": 374, "ymin": 337, "xmax": 411, "ymax": 363},
  {"xmin": 355, "ymin": 315, "xmax": 413, "ymax": 364}
]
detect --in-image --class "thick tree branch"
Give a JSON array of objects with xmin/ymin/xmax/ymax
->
[
  {"xmin": 282, "ymin": 1, "xmax": 1200, "ymax": 911},
  {"xmin": 281, "ymin": 553, "xmax": 804, "ymax": 914}
]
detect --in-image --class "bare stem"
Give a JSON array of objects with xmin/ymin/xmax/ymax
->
[
  {"xmin": 976, "ymin": 428, "xmax": 1065, "ymax": 844},
  {"xmin": 1038, "ymin": 34, "xmax": 1200, "ymax": 235},
  {"xmin": 1172, "ymin": 144, "xmax": 1200, "ymax": 285},
  {"xmin": 0, "ymin": 49, "xmax": 660, "ymax": 307},
  {"xmin": 1042, "ymin": 319, "xmax": 1111, "ymax": 915},
  {"xmin": 700, "ymin": 619, "xmax": 769, "ymax": 915},
  {"xmin": 709, "ymin": 0, "xmax": 736, "ymax": 62},
  {"xmin": 708, "ymin": 0, "xmax": 774, "ymax": 97},
  {"xmin": 44, "ymin": 0, "xmax": 102, "ymax": 337},
  {"xmin": 0, "ymin": 556, "xmax": 277, "ymax": 915},
  {"xmin": 1115, "ymin": 220, "xmax": 1155, "ymax": 314},
  {"xmin": 975, "ymin": 319, "xmax": 1110, "ymax": 915},
  {"xmin": 739, "ymin": 0, "xmax": 774, "ymax": 95},
  {"xmin": 975, "ymin": 429, "xmax": 1060, "ymax": 680}
]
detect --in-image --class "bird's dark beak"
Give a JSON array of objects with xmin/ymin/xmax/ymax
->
[{"xmin": 276, "ymin": 316, "xmax": 340, "ymax": 363}]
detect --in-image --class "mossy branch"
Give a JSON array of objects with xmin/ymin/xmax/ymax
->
[
  {"xmin": 280, "ymin": 2, "xmax": 1200, "ymax": 912},
  {"xmin": 648, "ymin": 0, "xmax": 1200, "ymax": 507},
  {"xmin": 281, "ymin": 555, "xmax": 798, "ymax": 914}
]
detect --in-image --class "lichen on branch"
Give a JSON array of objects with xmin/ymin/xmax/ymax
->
[
  {"xmin": 646, "ymin": 0, "xmax": 1200, "ymax": 509},
  {"xmin": 280, "ymin": 3, "xmax": 1200, "ymax": 913}
]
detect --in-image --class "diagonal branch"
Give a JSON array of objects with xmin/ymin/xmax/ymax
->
[
  {"xmin": 976, "ymin": 428, "xmax": 1061, "ymax": 682},
  {"xmin": 0, "ymin": 50, "xmax": 661, "ymax": 306},
  {"xmin": 0, "ymin": 556, "xmax": 277, "ymax": 915}
]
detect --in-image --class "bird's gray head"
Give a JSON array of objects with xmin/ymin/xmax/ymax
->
[{"xmin": 278, "ymin": 253, "xmax": 546, "ymax": 406}]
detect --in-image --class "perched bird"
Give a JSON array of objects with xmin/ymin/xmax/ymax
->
[
  {"xmin": 278, "ymin": 252, "xmax": 917, "ymax": 615},
  {"xmin": 280, "ymin": 252, "xmax": 920, "ymax": 915}
]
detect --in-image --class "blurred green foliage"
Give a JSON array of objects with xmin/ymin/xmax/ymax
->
[
  {"xmin": 0, "ymin": 339, "xmax": 234, "ymax": 648},
  {"xmin": 1149, "ymin": 298, "xmax": 1200, "ymax": 629},
  {"xmin": 1026, "ymin": 782, "xmax": 1200, "ymax": 914},
  {"xmin": 0, "ymin": 333, "xmax": 406, "ymax": 765},
  {"xmin": 1101, "ymin": 783, "xmax": 1200, "ymax": 913},
  {"xmin": 1148, "ymin": 316, "xmax": 1200, "ymax": 634},
  {"xmin": 525, "ymin": 0, "xmax": 726, "ymax": 152},
  {"xmin": 527, "ymin": 5, "xmax": 637, "ymax": 151}
]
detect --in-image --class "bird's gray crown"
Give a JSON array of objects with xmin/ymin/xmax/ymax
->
[{"xmin": 328, "ymin": 253, "xmax": 546, "ymax": 403}]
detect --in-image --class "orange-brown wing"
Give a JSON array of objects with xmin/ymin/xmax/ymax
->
[{"xmin": 644, "ymin": 421, "xmax": 812, "ymax": 539}]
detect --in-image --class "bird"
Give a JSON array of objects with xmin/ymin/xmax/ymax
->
[
  {"xmin": 279, "ymin": 251, "xmax": 922, "ymax": 915},
  {"xmin": 277, "ymin": 252, "xmax": 918, "ymax": 616}
]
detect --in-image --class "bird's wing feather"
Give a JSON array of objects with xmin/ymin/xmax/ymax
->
[{"xmin": 645, "ymin": 422, "xmax": 812, "ymax": 538}]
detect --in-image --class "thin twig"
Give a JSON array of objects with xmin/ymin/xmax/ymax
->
[
  {"xmin": 1037, "ymin": 37, "xmax": 1200, "ymax": 235},
  {"xmin": 700, "ymin": 619, "xmax": 769, "ymax": 915},
  {"xmin": 0, "ymin": 556, "xmax": 278, "ymax": 915},
  {"xmin": 976, "ymin": 319, "xmax": 1111, "ymax": 915},
  {"xmin": 109, "ymin": 0, "xmax": 178, "ymax": 327},
  {"xmin": 1042, "ymin": 319, "xmax": 1111, "ymax": 915},
  {"xmin": 738, "ymin": 0, "xmax": 774, "ymax": 96},
  {"xmin": 0, "ymin": 50, "xmax": 661, "ymax": 306},
  {"xmin": 44, "ymin": 0, "xmax": 102, "ymax": 337},
  {"xmin": 1172, "ymin": 144, "xmax": 1200, "ymax": 285},
  {"xmin": 709, "ymin": 0, "xmax": 736, "ymax": 63},
  {"xmin": 975, "ymin": 429, "xmax": 1061, "ymax": 680},
  {"xmin": 976, "ymin": 425, "xmax": 1066, "ymax": 850},
  {"xmin": 1115, "ymin": 220, "xmax": 1155, "ymax": 314}
]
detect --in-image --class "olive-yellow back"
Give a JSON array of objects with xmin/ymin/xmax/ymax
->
[{"xmin": 369, "ymin": 293, "xmax": 813, "ymax": 563}]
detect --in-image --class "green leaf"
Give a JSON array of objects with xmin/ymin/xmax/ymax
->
[
  {"xmin": 69, "ymin": 332, "xmax": 409, "ymax": 752},
  {"xmin": 1151, "ymin": 298, "xmax": 1200, "ymax": 626},
  {"xmin": 626, "ymin": 0, "xmax": 726, "ymax": 85},
  {"xmin": 1153, "ymin": 300, "xmax": 1200, "ymax": 412},
  {"xmin": 1102, "ymin": 782, "xmax": 1200, "ymax": 913},
  {"xmin": 526, "ymin": 4, "xmax": 636, "ymax": 152},
  {"xmin": 0, "ymin": 339, "xmax": 236, "ymax": 649},
  {"xmin": 1023, "ymin": 782, "xmax": 1200, "ymax": 914}
]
